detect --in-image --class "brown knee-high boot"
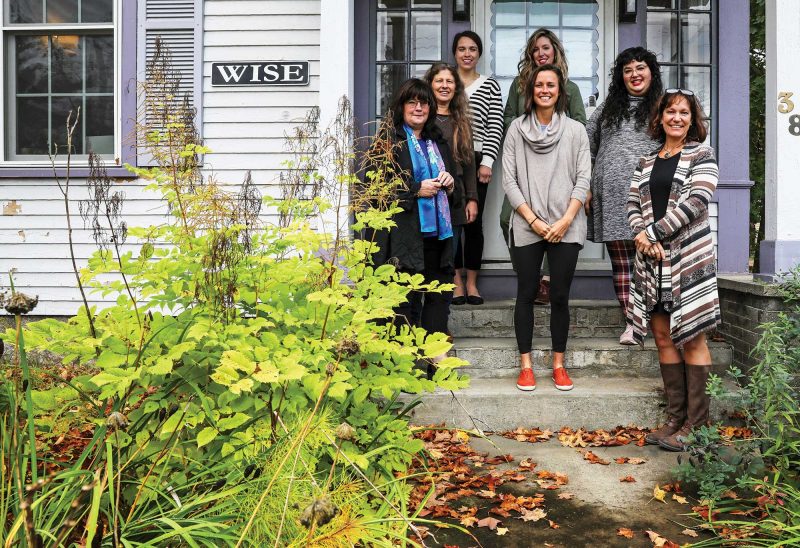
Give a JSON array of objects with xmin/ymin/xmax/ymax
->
[
  {"xmin": 659, "ymin": 364, "xmax": 711, "ymax": 452},
  {"xmin": 645, "ymin": 362, "xmax": 686, "ymax": 445}
]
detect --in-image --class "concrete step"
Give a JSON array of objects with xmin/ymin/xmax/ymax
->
[
  {"xmin": 452, "ymin": 337, "xmax": 733, "ymax": 378},
  {"xmin": 449, "ymin": 299, "xmax": 627, "ymax": 339},
  {"xmin": 410, "ymin": 376, "xmax": 735, "ymax": 431}
]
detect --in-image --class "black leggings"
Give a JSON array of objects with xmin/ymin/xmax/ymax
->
[
  {"xmin": 514, "ymin": 240, "xmax": 581, "ymax": 353},
  {"xmin": 455, "ymin": 154, "xmax": 488, "ymax": 271},
  {"xmin": 395, "ymin": 238, "xmax": 453, "ymax": 335}
]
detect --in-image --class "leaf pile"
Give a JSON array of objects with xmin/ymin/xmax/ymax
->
[{"xmin": 557, "ymin": 426, "xmax": 650, "ymax": 448}]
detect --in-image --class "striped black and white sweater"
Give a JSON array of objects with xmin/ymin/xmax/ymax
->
[{"xmin": 465, "ymin": 75, "xmax": 504, "ymax": 170}]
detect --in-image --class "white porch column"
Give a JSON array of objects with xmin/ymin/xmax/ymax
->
[
  {"xmin": 318, "ymin": 0, "xmax": 355, "ymax": 240},
  {"xmin": 761, "ymin": 0, "xmax": 800, "ymax": 274}
]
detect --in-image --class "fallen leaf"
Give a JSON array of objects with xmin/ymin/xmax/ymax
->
[
  {"xmin": 584, "ymin": 451, "xmax": 610, "ymax": 465},
  {"xmin": 617, "ymin": 527, "xmax": 635, "ymax": 539},
  {"xmin": 722, "ymin": 490, "xmax": 740, "ymax": 500},
  {"xmin": 477, "ymin": 489, "xmax": 497, "ymax": 499},
  {"xmin": 548, "ymin": 520, "xmax": 560, "ymax": 529},
  {"xmin": 645, "ymin": 530, "xmax": 679, "ymax": 547},
  {"xmin": 460, "ymin": 515, "xmax": 478, "ymax": 528},
  {"xmin": 627, "ymin": 457, "xmax": 647, "ymax": 465},
  {"xmin": 518, "ymin": 508, "xmax": 547, "ymax": 522},
  {"xmin": 453, "ymin": 430, "xmax": 470, "ymax": 443},
  {"xmin": 557, "ymin": 492, "xmax": 575, "ymax": 500},
  {"xmin": 620, "ymin": 475, "xmax": 636, "ymax": 483},
  {"xmin": 672, "ymin": 494, "xmax": 688, "ymax": 505},
  {"xmin": 653, "ymin": 484, "xmax": 667, "ymax": 503},
  {"xmin": 519, "ymin": 458, "xmax": 536, "ymax": 470},
  {"xmin": 490, "ymin": 507, "xmax": 512, "ymax": 518},
  {"xmin": 496, "ymin": 527, "xmax": 509, "ymax": 536},
  {"xmin": 682, "ymin": 528, "xmax": 699, "ymax": 538},
  {"xmin": 615, "ymin": 457, "xmax": 628, "ymax": 464},
  {"xmin": 477, "ymin": 516, "xmax": 502, "ymax": 530}
]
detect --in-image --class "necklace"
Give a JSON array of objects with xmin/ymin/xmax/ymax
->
[{"xmin": 662, "ymin": 141, "xmax": 684, "ymax": 159}]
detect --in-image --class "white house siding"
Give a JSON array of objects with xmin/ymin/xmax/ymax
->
[{"xmin": 0, "ymin": 0, "xmax": 322, "ymax": 317}]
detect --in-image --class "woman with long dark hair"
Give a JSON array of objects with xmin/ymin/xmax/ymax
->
[
  {"xmin": 585, "ymin": 47, "xmax": 663, "ymax": 345},
  {"xmin": 502, "ymin": 64, "xmax": 591, "ymax": 392},
  {"xmin": 363, "ymin": 78, "xmax": 457, "ymax": 377},
  {"xmin": 501, "ymin": 27, "xmax": 587, "ymax": 304},
  {"xmin": 425, "ymin": 63, "xmax": 478, "ymax": 258},
  {"xmin": 451, "ymin": 30, "xmax": 504, "ymax": 305},
  {"xmin": 628, "ymin": 89, "xmax": 720, "ymax": 451}
]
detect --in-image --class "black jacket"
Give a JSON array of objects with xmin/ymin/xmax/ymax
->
[{"xmin": 360, "ymin": 125, "xmax": 458, "ymax": 274}]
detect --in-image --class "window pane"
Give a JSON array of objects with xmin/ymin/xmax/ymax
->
[
  {"xmin": 16, "ymin": 97, "xmax": 49, "ymax": 155},
  {"xmin": 494, "ymin": 27, "xmax": 526, "ymax": 76},
  {"xmin": 86, "ymin": 96, "xmax": 114, "ymax": 154},
  {"xmin": 661, "ymin": 64, "xmax": 678, "ymax": 88},
  {"xmin": 376, "ymin": 64, "xmax": 407, "ymax": 117},
  {"xmin": 51, "ymin": 35, "xmax": 82, "ymax": 93},
  {"xmin": 681, "ymin": 0, "xmax": 711, "ymax": 10},
  {"xmin": 562, "ymin": 28, "xmax": 598, "ymax": 79},
  {"xmin": 16, "ymin": 36, "xmax": 49, "ymax": 94},
  {"xmin": 647, "ymin": 0, "xmax": 675, "ymax": 8},
  {"xmin": 82, "ymin": 0, "xmax": 113, "ymax": 22},
  {"xmin": 377, "ymin": 12, "xmax": 407, "ymax": 61},
  {"xmin": 86, "ymin": 35, "xmax": 114, "ymax": 92},
  {"xmin": 530, "ymin": 0, "xmax": 559, "ymax": 27},
  {"xmin": 561, "ymin": 0, "xmax": 597, "ymax": 27},
  {"xmin": 47, "ymin": 0, "xmax": 78, "ymax": 23},
  {"xmin": 8, "ymin": 0, "xmax": 44, "ymax": 23},
  {"xmin": 378, "ymin": 0, "xmax": 408, "ymax": 7},
  {"xmin": 646, "ymin": 11, "xmax": 678, "ymax": 63},
  {"xmin": 410, "ymin": 12, "xmax": 440, "ymax": 60},
  {"xmin": 681, "ymin": 65, "xmax": 711, "ymax": 116},
  {"xmin": 51, "ymin": 96, "xmax": 84, "ymax": 155},
  {"xmin": 494, "ymin": 1, "xmax": 526, "ymax": 26},
  {"xmin": 681, "ymin": 12, "xmax": 711, "ymax": 64},
  {"xmin": 572, "ymin": 78, "xmax": 596, "ymax": 108}
]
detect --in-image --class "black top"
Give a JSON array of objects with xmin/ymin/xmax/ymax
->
[{"xmin": 650, "ymin": 154, "xmax": 680, "ymax": 222}]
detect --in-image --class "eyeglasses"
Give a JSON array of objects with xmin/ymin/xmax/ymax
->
[
  {"xmin": 405, "ymin": 99, "xmax": 428, "ymax": 108},
  {"xmin": 665, "ymin": 88, "xmax": 694, "ymax": 96}
]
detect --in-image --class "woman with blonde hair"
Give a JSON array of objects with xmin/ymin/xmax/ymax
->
[{"xmin": 501, "ymin": 28, "xmax": 586, "ymax": 304}]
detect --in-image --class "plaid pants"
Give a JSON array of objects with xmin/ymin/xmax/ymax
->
[{"xmin": 605, "ymin": 240, "xmax": 637, "ymax": 324}]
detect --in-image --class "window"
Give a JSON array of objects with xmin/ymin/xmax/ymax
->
[
  {"xmin": 490, "ymin": 0, "xmax": 601, "ymax": 105},
  {"xmin": 646, "ymin": 0, "xmax": 715, "ymax": 140},
  {"xmin": 372, "ymin": 0, "xmax": 444, "ymax": 120},
  {"xmin": 2, "ymin": 0, "xmax": 117, "ymax": 162}
]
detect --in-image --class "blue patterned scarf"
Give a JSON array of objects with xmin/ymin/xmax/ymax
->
[{"xmin": 403, "ymin": 125, "xmax": 453, "ymax": 240}]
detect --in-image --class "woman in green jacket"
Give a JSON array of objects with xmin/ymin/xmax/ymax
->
[{"xmin": 501, "ymin": 28, "xmax": 586, "ymax": 303}]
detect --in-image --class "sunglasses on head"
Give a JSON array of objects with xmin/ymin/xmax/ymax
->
[{"xmin": 665, "ymin": 88, "xmax": 695, "ymax": 96}]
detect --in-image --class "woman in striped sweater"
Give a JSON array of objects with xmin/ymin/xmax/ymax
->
[
  {"xmin": 627, "ymin": 89, "xmax": 721, "ymax": 452},
  {"xmin": 451, "ymin": 30, "xmax": 504, "ymax": 305}
]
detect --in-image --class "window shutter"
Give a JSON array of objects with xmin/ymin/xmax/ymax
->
[{"xmin": 137, "ymin": 0, "xmax": 203, "ymax": 164}]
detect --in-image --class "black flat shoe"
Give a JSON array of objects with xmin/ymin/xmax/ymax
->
[
  {"xmin": 452, "ymin": 295, "xmax": 467, "ymax": 305},
  {"xmin": 466, "ymin": 295, "xmax": 484, "ymax": 305}
]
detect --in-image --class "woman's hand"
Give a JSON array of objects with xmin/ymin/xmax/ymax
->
[
  {"xmin": 530, "ymin": 218, "xmax": 551, "ymax": 238},
  {"xmin": 465, "ymin": 200, "xmax": 478, "ymax": 223},
  {"xmin": 544, "ymin": 216, "xmax": 573, "ymax": 242},
  {"xmin": 649, "ymin": 241, "xmax": 667, "ymax": 261},
  {"xmin": 437, "ymin": 171, "xmax": 454, "ymax": 190},
  {"xmin": 477, "ymin": 165, "xmax": 492, "ymax": 184},
  {"xmin": 418, "ymin": 179, "xmax": 442, "ymax": 198},
  {"xmin": 633, "ymin": 230, "xmax": 652, "ymax": 253},
  {"xmin": 584, "ymin": 189, "xmax": 592, "ymax": 215}
]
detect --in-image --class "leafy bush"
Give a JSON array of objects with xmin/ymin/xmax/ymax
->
[{"xmin": 1, "ymin": 41, "xmax": 467, "ymax": 545}]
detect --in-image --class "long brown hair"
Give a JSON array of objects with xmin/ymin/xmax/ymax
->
[
  {"xmin": 517, "ymin": 28, "xmax": 569, "ymax": 95},
  {"xmin": 424, "ymin": 63, "xmax": 473, "ymax": 164},
  {"xmin": 649, "ymin": 90, "xmax": 708, "ymax": 143}
]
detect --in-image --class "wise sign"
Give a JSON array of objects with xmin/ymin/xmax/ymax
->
[{"xmin": 211, "ymin": 61, "xmax": 309, "ymax": 86}]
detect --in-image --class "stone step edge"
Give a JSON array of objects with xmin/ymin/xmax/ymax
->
[{"xmin": 452, "ymin": 337, "xmax": 732, "ymax": 351}]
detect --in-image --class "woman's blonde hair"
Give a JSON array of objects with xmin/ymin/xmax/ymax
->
[
  {"xmin": 424, "ymin": 63, "xmax": 473, "ymax": 164},
  {"xmin": 517, "ymin": 28, "xmax": 569, "ymax": 95}
]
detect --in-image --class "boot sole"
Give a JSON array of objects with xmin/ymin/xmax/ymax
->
[
  {"xmin": 516, "ymin": 384, "xmax": 536, "ymax": 391},
  {"xmin": 657, "ymin": 441, "xmax": 686, "ymax": 452}
]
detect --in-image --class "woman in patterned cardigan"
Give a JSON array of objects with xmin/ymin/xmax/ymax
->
[{"xmin": 627, "ymin": 90, "xmax": 721, "ymax": 452}]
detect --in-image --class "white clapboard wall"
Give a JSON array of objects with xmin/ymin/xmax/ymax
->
[{"xmin": 0, "ymin": 0, "xmax": 321, "ymax": 317}]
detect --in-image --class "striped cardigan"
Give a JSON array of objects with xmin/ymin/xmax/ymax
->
[
  {"xmin": 465, "ymin": 76, "xmax": 504, "ymax": 169},
  {"xmin": 626, "ymin": 143, "xmax": 721, "ymax": 348}
]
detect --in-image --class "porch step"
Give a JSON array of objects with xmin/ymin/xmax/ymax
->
[
  {"xmin": 410, "ymin": 377, "xmax": 736, "ymax": 431},
  {"xmin": 449, "ymin": 299, "xmax": 626, "ymax": 339},
  {"xmin": 452, "ymin": 337, "xmax": 733, "ymax": 378}
]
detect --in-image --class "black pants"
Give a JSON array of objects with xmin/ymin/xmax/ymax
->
[
  {"xmin": 514, "ymin": 240, "xmax": 581, "ymax": 353},
  {"xmin": 395, "ymin": 238, "xmax": 453, "ymax": 335},
  {"xmin": 455, "ymin": 153, "xmax": 488, "ymax": 271}
]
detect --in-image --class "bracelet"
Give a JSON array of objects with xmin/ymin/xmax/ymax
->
[{"xmin": 528, "ymin": 217, "xmax": 538, "ymax": 227}]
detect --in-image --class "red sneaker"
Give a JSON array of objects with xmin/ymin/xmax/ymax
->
[
  {"xmin": 516, "ymin": 368, "xmax": 536, "ymax": 391},
  {"xmin": 552, "ymin": 367, "xmax": 573, "ymax": 391}
]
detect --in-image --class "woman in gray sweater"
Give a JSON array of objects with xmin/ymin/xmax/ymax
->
[{"xmin": 502, "ymin": 64, "xmax": 591, "ymax": 392}]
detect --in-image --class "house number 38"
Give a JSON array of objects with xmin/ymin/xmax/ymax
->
[{"xmin": 778, "ymin": 92, "xmax": 800, "ymax": 135}]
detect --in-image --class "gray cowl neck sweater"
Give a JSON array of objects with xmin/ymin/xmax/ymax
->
[{"xmin": 501, "ymin": 111, "xmax": 592, "ymax": 248}]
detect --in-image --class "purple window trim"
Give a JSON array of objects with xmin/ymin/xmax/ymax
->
[{"xmin": 0, "ymin": 0, "xmax": 137, "ymax": 179}]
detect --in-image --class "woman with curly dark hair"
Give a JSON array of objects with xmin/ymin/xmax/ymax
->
[{"xmin": 585, "ymin": 47, "xmax": 663, "ymax": 345}]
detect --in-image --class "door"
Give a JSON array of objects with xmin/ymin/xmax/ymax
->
[{"xmin": 474, "ymin": 0, "xmax": 616, "ymax": 270}]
